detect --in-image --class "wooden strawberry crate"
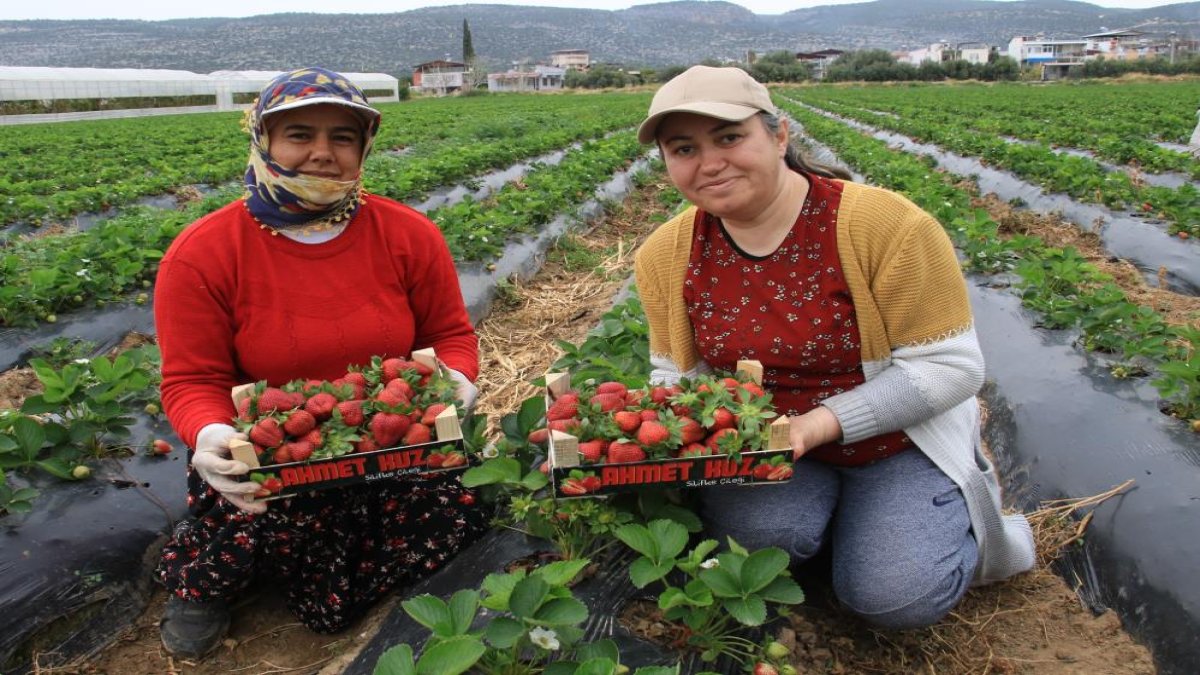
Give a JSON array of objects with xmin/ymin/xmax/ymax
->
[
  {"xmin": 545, "ymin": 360, "xmax": 793, "ymax": 499},
  {"xmin": 228, "ymin": 348, "xmax": 475, "ymax": 502}
]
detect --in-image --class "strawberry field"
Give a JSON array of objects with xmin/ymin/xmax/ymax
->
[{"xmin": 0, "ymin": 80, "xmax": 1197, "ymax": 675}]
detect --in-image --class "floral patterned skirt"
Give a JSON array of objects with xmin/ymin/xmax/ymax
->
[{"xmin": 157, "ymin": 464, "xmax": 485, "ymax": 633}]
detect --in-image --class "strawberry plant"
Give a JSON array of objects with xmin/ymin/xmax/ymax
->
[
  {"xmin": 374, "ymin": 558, "xmax": 692, "ymax": 675},
  {"xmin": 614, "ymin": 519, "xmax": 805, "ymax": 667}
]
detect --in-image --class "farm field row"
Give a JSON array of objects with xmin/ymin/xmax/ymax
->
[
  {"xmin": 777, "ymin": 86, "xmax": 1200, "ymax": 238},
  {"xmin": 790, "ymin": 80, "xmax": 1200, "ymax": 169},
  {"xmin": 0, "ymin": 92, "xmax": 651, "ymax": 226},
  {"xmin": 774, "ymin": 97, "xmax": 1199, "ymax": 426}
]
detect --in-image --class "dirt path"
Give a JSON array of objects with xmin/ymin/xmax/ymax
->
[{"xmin": 23, "ymin": 172, "xmax": 1158, "ymax": 674}]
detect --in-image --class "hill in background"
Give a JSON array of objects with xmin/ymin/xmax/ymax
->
[{"xmin": 0, "ymin": 0, "xmax": 1197, "ymax": 75}]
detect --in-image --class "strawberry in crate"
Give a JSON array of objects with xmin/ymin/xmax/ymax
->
[
  {"xmin": 233, "ymin": 353, "xmax": 463, "ymax": 468},
  {"xmin": 536, "ymin": 369, "xmax": 782, "ymax": 466}
]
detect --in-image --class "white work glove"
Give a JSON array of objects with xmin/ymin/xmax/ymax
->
[
  {"xmin": 191, "ymin": 423, "xmax": 267, "ymax": 514},
  {"xmin": 445, "ymin": 368, "xmax": 478, "ymax": 413}
]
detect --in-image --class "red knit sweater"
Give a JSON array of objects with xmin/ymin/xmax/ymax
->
[{"xmin": 154, "ymin": 195, "xmax": 478, "ymax": 448}]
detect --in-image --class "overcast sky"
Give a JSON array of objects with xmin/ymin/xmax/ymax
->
[{"xmin": 1, "ymin": 0, "xmax": 1181, "ymax": 22}]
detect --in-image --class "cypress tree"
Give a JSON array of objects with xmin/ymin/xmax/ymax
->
[{"xmin": 462, "ymin": 19, "xmax": 475, "ymax": 63}]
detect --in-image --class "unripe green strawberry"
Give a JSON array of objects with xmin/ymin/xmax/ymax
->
[
  {"xmin": 72, "ymin": 465, "xmax": 91, "ymax": 479},
  {"xmin": 766, "ymin": 641, "xmax": 790, "ymax": 660}
]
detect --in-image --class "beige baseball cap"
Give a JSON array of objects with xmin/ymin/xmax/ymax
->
[{"xmin": 637, "ymin": 65, "xmax": 776, "ymax": 143}]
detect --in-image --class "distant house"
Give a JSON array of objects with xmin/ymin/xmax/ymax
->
[
  {"xmin": 412, "ymin": 60, "xmax": 466, "ymax": 94},
  {"xmin": 487, "ymin": 66, "xmax": 566, "ymax": 92},
  {"xmin": 1007, "ymin": 35, "xmax": 1088, "ymax": 79},
  {"xmin": 794, "ymin": 49, "xmax": 844, "ymax": 80},
  {"xmin": 955, "ymin": 42, "xmax": 992, "ymax": 65},
  {"xmin": 1083, "ymin": 29, "xmax": 1147, "ymax": 61},
  {"xmin": 550, "ymin": 50, "xmax": 590, "ymax": 72}
]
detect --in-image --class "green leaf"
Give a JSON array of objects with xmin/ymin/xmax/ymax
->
[
  {"xmin": 634, "ymin": 668, "xmax": 682, "ymax": 675},
  {"xmin": 658, "ymin": 587, "xmax": 689, "ymax": 611},
  {"xmin": 758, "ymin": 577, "xmax": 805, "ymax": 605},
  {"xmin": 575, "ymin": 658, "xmax": 620, "ymax": 675},
  {"xmin": 18, "ymin": 395, "xmax": 58, "ymax": 415},
  {"xmin": 372, "ymin": 643, "xmax": 416, "ymax": 675},
  {"xmin": 11, "ymin": 417, "xmax": 45, "ymax": 454},
  {"xmin": 481, "ymin": 571, "xmax": 520, "ymax": 610},
  {"xmin": 517, "ymin": 395, "xmax": 547, "ymax": 434},
  {"xmin": 682, "ymin": 579, "xmax": 714, "ymax": 606},
  {"xmin": 520, "ymin": 469, "xmax": 550, "ymax": 491},
  {"xmin": 508, "ymin": 575, "xmax": 550, "ymax": 619},
  {"xmin": 447, "ymin": 589, "xmax": 479, "ymax": 635},
  {"xmin": 461, "ymin": 457, "xmax": 520, "ymax": 487},
  {"xmin": 629, "ymin": 558, "xmax": 671, "ymax": 589},
  {"xmin": 532, "ymin": 558, "xmax": 591, "ymax": 587},
  {"xmin": 725, "ymin": 535, "xmax": 750, "ymax": 557},
  {"xmin": 722, "ymin": 595, "xmax": 767, "ymax": 626},
  {"xmin": 697, "ymin": 566, "xmax": 740, "ymax": 598},
  {"xmin": 543, "ymin": 663, "xmax": 580, "ymax": 675},
  {"xmin": 574, "ymin": 639, "xmax": 620, "ymax": 664},
  {"xmin": 613, "ymin": 523, "xmax": 656, "ymax": 559},
  {"xmin": 35, "ymin": 458, "xmax": 76, "ymax": 480},
  {"xmin": 483, "ymin": 616, "xmax": 524, "ymax": 649},
  {"xmin": 401, "ymin": 595, "xmax": 451, "ymax": 634},
  {"xmin": 647, "ymin": 519, "xmax": 689, "ymax": 560},
  {"xmin": 740, "ymin": 547, "xmax": 789, "ymax": 594},
  {"xmin": 414, "ymin": 635, "xmax": 486, "ymax": 675},
  {"xmin": 533, "ymin": 597, "xmax": 588, "ymax": 626}
]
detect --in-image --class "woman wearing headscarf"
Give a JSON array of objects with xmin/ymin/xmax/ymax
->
[
  {"xmin": 154, "ymin": 67, "xmax": 485, "ymax": 658},
  {"xmin": 634, "ymin": 66, "xmax": 1035, "ymax": 630}
]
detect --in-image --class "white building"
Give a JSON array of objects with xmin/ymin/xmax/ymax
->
[
  {"xmin": 487, "ymin": 66, "xmax": 566, "ymax": 92},
  {"xmin": 1007, "ymin": 35, "xmax": 1089, "ymax": 65},
  {"xmin": 412, "ymin": 60, "xmax": 467, "ymax": 94},
  {"xmin": 550, "ymin": 50, "xmax": 590, "ymax": 71}
]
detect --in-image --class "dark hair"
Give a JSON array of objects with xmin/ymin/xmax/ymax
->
[{"xmin": 759, "ymin": 112, "xmax": 852, "ymax": 181}]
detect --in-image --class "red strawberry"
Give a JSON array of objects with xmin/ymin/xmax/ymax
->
[
  {"xmin": 336, "ymin": 399, "xmax": 366, "ymax": 426},
  {"xmin": 283, "ymin": 440, "xmax": 314, "ymax": 463},
  {"xmin": 374, "ymin": 387, "xmax": 408, "ymax": 409},
  {"xmin": 257, "ymin": 387, "xmax": 296, "ymax": 414},
  {"xmin": 624, "ymin": 389, "xmax": 644, "ymax": 406},
  {"xmin": 150, "ymin": 439, "xmax": 173, "ymax": 456},
  {"xmin": 457, "ymin": 492, "xmax": 476, "ymax": 506},
  {"xmin": 370, "ymin": 412, "xmax": 411, "ymax": 447},
  {"xmin": 288, "ymin": 391, "xmax": 307, "ymax": 409},
  {"xmin": 710, "ymin": 407, "xmax": 737, "ymax": 431},
  {"xmin": 679, "ymin": 417, "xmax": 704, "ymax": 444},
  {"xmin": 354, "ymin": 437, "xmax": 380, "ymax": 453},
  {"xmin": 301, "ymin": 379, "xmax": 325, "ymax": 395},
  {"xmin": 304, "ymin": 392, "xmax": 337, "ymax": 421},
  {"xmin": 527, "ymin": 428, "xmax": 550, "ymax": 445},
  {"xmin": 342, "ymin": 371, "xmax": 368, "ymax": 388},
  {"xmin": 547, "ymin": 393, "xmax": 580, "ymax": 421},
  {"xmin": 678, "ymin": 443, "xmax": 711, "ymax": 457},
  {"xmin": 767, "ymin": 465, "xmax": 794, "ymax": 481},
  {"xmin": 753, "ymin": 463, "xmax": 774, "ymax": 479},
  {"xmin": 421, "ymin": 403, "xmax": 449, "ymax": 426},
  {"xmin": 548, "ymin": 418, "xmax": 582, "ymax": 435},
  {"xmin": 607, "ymin": 442, "xmax": 646, "ymax": 463},
  {"xmin": 381, "ymin": 357, "xmax": 406, "ymax": 383},
  {"xmin": 236, "ymin": 397, "xmax": 253, "ymax": 422},
  {"xmin": 589, "ymin": 392, "xmax": 625, "ymax": 413},
  {"xmin": 740, "ymin": 382, "xmax": 765, "ymax": 397},
  {"xmin": 596, "ymin": 381, "xmax": 628, "ymax": 397},
  {"xmin": 721, "ymin": 377, "xmax": 741, "ymax": 392},
  {"xmin": 261, "ymin": 477, "xmax": 284, "ymax": 494},
  {"xmin": 302, "ymin": 428, "xmax": 322, "ymax": 446},
  {"xmin": 649, "ymin": 386, "xmax": 670, "ymax": 405},
  {"xmin": 560, "ymin": 478, "xmax": 587, "ymax": 495},
  {"xmin": 386, "ymin": 378, "xmax": 415, "ymax": 400},
  {"xmin": 640, "ymin": 409, "xmax": 659, "ymax": 422},
  {"xmin": 283, "ymin": 410, "xmax": 317, "ymax": 437},
  {"xmin": 578, "ymin": 439, "xmax": 607, "ymax": 463},
  {"xmin": 440, "ymin": 451, "xmax": 467, "ymax": 468},
  {"xmin": 426, "ymin": 452, "xmax": 445, "ymax": 468},
  {"xmin": 706, "ymin": 427, "xmax": 740, "ymax": 452},
  {"xmin": 412, "ymin": 361, "xmax": 434, "ymax": 377},
  {"xmin": 333, "ymin": 377, "xmax": 365, "ymax": 400},
  {"xmin": 272, "ymin": 445, "xmax": 293, "ymax": 464},
  {"xmin": 636, "ymin": 421, "xmax": 670, "ymax": 447},
  {"xmin": 402, "ymin": 423, "xmax": 432, "ymax": 445},
  {"xmin": 249, "ymin": 418, "xmax": 284, "ymax": 448},
  {"xmin": 753, "ymin": 664, "xmax": 779, "ymax": 675},
  {"xmin": 581, "ymin": 475, "xmax": 602, "ymax": 491},
  {"xmin": 613, "ymin": 410, "xmax": 642, "ymax": 434}
]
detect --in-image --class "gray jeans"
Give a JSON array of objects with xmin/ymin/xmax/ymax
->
[{"xmin": 700, "ymin": 449, "xmax": 978, "ymax": 630}]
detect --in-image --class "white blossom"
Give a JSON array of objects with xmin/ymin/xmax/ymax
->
[
  {"xmin": 529, "ymin": 627, "xmax": 560, "ymax": 651},
  {"xmin": 700, "ymin": 558, "xmax": 720, "ymax": 570}
]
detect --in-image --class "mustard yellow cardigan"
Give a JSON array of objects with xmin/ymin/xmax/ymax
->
[{"xmin": 633, "ymin": 180, "xmax": 1035, "ymax": 584}]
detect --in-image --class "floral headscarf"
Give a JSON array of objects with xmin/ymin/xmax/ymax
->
[{"xmin": 243, "ymin": 67, "xmax": 381, "ymax": 229}]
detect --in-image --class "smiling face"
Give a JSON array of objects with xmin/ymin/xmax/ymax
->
[
  {"xmin": 266, "ymin": 103, "xmax": 364, "ymax": 182},
  {"xmin": 657, "ymin": 111, "xmax": 789, "ymax": 223}
]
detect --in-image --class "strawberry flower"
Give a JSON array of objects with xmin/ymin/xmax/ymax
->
[
  {"xmin": 528, "ymin": 626, "xmax": 560, "ymax": 651},
  {"xmin": 700, "ymin": 558, "xmax": 720, "ymax": 569}
]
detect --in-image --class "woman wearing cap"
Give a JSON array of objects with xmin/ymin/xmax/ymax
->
[
  {"xmin": 153, "ymin": 67, "xmax": 485, "ymax": 657},
  {"xmin": 634, "ymin": 66, "xmax": 1035, "ymax": 630}
]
